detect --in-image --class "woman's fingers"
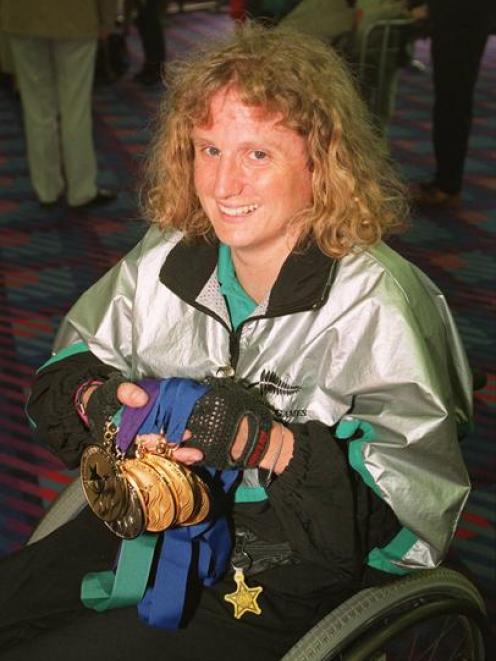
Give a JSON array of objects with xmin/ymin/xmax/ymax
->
[
  {"xmin": 134, "ymin": 429, "xmax": 202, "ymax": 466},
  {"xmin": 172, "ymin": 446, "xmax": 203, "ymax": 466},
  {"xmin": 173, "ymin": 430, "xmax": 202, "ymax": 464},
  {"xmin": 116, "ymin": 382, "xmax": 149, "ymax": 408}
]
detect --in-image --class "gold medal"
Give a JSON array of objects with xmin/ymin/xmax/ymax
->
[
  {"xmin": 80, "ymin": 445, "xmax": 129, "ymax": 522},
  {"xmin": 120, "ymin": 458, "xmax": 176, "ymax": 532},
  {"xmin": 105, "ymin": 484, "xmax": 146, "ymax": 539},
  {"xmin": 143, "ymin": 454, "xmax": 196, "ymax": 525},
  {"xmin": 224, "ymin": 568, "xmax": 263, "ymax": 619},
  {"xmin": 181, "ymin": 471, "xmax": 210, "ymax": 526}
]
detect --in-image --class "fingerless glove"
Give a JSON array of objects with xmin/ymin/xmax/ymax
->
[
  {"xmin": 184, "ymin": 378, "xmax": 273, "ymax": 469},
  {"xmin": 85, "ymin": 372, "xmax": 127, "ymax": 442}
]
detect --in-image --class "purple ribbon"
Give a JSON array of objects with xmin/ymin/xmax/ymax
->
[
  {"xmin": 116, "ymin": 377, "xmax": 209, "ymax": 452},
  {"xmin": 116, "ymin": 379, "xmax": 161, "ymax": 453}
]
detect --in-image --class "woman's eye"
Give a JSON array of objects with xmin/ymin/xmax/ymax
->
[
  {"xmin": 204, "ymin": 146, "xmax": 220, "ymax": 157},
  {"xmin": 250, "ymin": 150, "xmax": 267, "ymax": 161}
]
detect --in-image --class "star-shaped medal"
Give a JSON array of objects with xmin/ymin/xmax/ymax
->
[{"xmin": 224, "ymin": 569, "xmax": 263, "ymax": 620}]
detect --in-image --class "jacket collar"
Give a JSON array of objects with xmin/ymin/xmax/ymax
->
[{"xmin": 160, "ymin": 237, "xmax": 338, "ymax": 317}]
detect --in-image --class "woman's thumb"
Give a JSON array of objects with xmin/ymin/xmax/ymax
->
[{"xmin": 116, "ymin": 382, "xmax": 149, "ymax": 408}]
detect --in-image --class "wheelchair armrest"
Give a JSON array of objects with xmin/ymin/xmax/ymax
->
[{"xmin": 27, "ymin": 478, "xmax": 86, "ymax": 545}]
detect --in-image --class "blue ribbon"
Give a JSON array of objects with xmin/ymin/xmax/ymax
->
[{"xmin": 138, "ymin": 469, "xmax": 237, "ymax": 629}]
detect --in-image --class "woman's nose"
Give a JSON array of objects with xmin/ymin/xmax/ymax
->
[{"xmin": 214, "ymin": 156, "xmax": 244, "ymax": 199}]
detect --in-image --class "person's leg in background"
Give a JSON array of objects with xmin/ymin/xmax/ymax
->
[
  {"xmin": 54, "ymin": 37, "xmax": 97, "ymax": 207},
  {"xmin": 134, "ymin": 0, "xmax": 166, "ymax": 85},
  {"xmin": 54, "ymin": 37, "xmax": 117, "ymax": 208},
  {"xmin": 8, "ymin": 36, "xmax": 64, "ymax": 205},
  {"xmin": 431, "ymin": 10, "xmax": 489, "ymax": 197},
  {"xmin": 414, "ymin": 0, "xmax": 492, "ymax": 207}
]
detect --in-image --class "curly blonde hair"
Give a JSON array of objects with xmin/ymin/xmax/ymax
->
[{"xmin": 142, "ymin": 22, "xmax": 408, "ymax": 258}]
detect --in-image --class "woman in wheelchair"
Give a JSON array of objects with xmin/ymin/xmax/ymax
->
[{"xmin": 0, "ymin": 22, "xmax": 473, "ymax": 661}]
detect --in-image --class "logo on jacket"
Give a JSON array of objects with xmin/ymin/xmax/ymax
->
[{"xmin": 249, "ymin": 369, "xmax": 306, "ymax": 419}]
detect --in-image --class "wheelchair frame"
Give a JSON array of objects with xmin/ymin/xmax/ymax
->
[{"xmin": 354, "ymin": 17, "xmax": 415, "ymax": 128}]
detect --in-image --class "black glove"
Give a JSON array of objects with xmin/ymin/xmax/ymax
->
[
  {"xmin": 85, "ymin": 372, "xmax": 127, "ymax": 443},
  {"xmin": 183, "ymin": 378, "xmax": 273, "ymax": 470}
]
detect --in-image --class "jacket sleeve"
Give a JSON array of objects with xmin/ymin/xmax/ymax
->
[
  {"xmin": 270, "ymin": 259, "xmax": 471, "ymax": 575},
  {"xmin": 341, "ymin": 292, "xmax": 471, "ymax": 572},
  {"xmin": 266, "ymin": 421, "xmax": 400, "ymax": 583},
  {"xmin": 26, "ymin": 350, "xmax": 122, "ymax": 468}
]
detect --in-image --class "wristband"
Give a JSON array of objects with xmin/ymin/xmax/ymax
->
[{"xmin": 74, "ymin": 379, "xmax": 104, "ymax": 427}]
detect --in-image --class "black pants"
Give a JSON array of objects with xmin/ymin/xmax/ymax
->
[
  {"xmin": 0, "ymin": 509, "xmax": 351, "ymax": 660},
  {"xmin": 430, "ymin": 1, "xmax": 492, "ymax": 194},
  {"xmin": 134, "ymin": 0, "xmax": 166, "ymax": 73}
]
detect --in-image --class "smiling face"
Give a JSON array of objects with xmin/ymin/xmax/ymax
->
[{"xmin": 191, "ymin": 87, "xmax": 314, "ymax": 266}]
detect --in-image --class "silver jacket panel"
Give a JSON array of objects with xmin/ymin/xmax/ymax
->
[{"xmin": 55, "ymin": 226, "xmax": 472, "ymax": 571}]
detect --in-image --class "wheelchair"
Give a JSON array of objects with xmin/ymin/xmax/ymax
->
[
  {"xmin": 28, "ymin": 478, "xmax": 488, "ymax": 661},
  {"xmin": 355, "ymin": 17, "xmax": 415, "ymax": 126}
]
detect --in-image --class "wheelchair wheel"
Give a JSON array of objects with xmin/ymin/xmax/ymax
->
[{"xmin": 282, "ymin": 568, "xmax": 487, "ymax": 661}]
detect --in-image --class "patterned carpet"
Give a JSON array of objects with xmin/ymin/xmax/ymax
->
[
  {"xmin": 388, "ymin": 38, "xmax": 495, "ymax": 603},
  {"xmin": 0, "ymin": 7, "xmax": 494, "ymax": 643}
]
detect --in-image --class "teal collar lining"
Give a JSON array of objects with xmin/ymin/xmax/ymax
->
[{"xmin": 217, "ymin": 244, "xmax": 257, "ymax": 330}]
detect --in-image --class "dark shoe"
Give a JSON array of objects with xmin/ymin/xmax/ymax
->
[
  {"xmin": 404, "ymin": 59, "xmax": 427, "ymax": 74},
  {"xmin": 39, "ymin": 199, "xmax": 59, "ymax": 208},
  {"xmin": 411, "ymin": 182, "xmax": 461, "ymax": 209},
  {"xmin": 71, "ymin": 189, "xmax": 117, "ymax": 210}
]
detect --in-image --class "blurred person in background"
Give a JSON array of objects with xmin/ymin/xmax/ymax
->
[
  {"xmin": 131, "ymin": 0, "xmax": 167, "ymax": 86},
  {"xmin": 0, "ymin": 0, "xmax": 118, "ymax": 208},
  {"xmin": 279, "ymin": 1, "xmax": 420, "ymax": 127},
  {"xmin": 413, "ymin": 0, "xmax": 495, "ymax": 208},
  {"xmin": 278, "ymin": 0, "xmax": 356, "ymax": 43}
]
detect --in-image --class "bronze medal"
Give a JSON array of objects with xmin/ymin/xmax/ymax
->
[
  {"xmin": 81, "ymin": 445, "xmax": 129, "ymax": 522},
  {"xmin": 143, "ymin": 455, "xmax": 195, "ymax": 525},
  {"xmin": 120, "ymin": 458, "xmax": 176, "ymax": 532},
  {"xmin": 105, "ymin": 484, "xmax": 146, "ymax": 539}
]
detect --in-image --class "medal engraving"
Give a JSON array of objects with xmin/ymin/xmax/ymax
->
[
  {"xmin": 81, "ymin": 445, "xmax": 129, "ymax": 522},
  {"xmin": 105, "ymin": 485, "xmax": 146, "ymax": 539},
  {"xmin": 81, "ymin": 428, "xmax": 211, "ymax": 537},
  {"xmin": 182, "ymin": 471, "xmax": 210, "ymax": 526},
  {"xmin": 143, "ymin": 455, "xmax": 195, "ymax": 525},
  {"xmin": 120, "ymin": 458, "xmax": 176, "ymax": 532}
]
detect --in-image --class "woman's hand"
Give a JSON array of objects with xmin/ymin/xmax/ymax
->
[
  {"xmin": 82, "ymin": 380, "xmax": 149, "ymax": 410},
  {"xmin": 85, "ymin": 381, "xmax": 203, "ymax": 465},
  {"xmin": 140, "ymin": 419, "xmax": 294, "ymax": 473},
  {"xmin": 84, "ymin": 380, "xmax": 292, "ymax": 470}
]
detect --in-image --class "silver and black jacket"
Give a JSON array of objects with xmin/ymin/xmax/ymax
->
[{"xmin": 29, "ymin": 226, "xmax": 472, "ymax": 579}]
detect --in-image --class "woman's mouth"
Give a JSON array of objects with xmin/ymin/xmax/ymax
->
[{"xmin": 218, "ymin": 203, "xmax": 259, "ymax": 217}]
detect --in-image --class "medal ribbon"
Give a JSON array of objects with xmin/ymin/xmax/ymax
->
[
  {"xmin": 81, "ymin": 532, "xmax": 158, "ymax": 611},
  {"xmin": 81, "ymin": 377, "xmax": 237, "ymax": 628},
  {"xmin": 138, "ymin": 468, "xmax": 237, "ymax": 629}
]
